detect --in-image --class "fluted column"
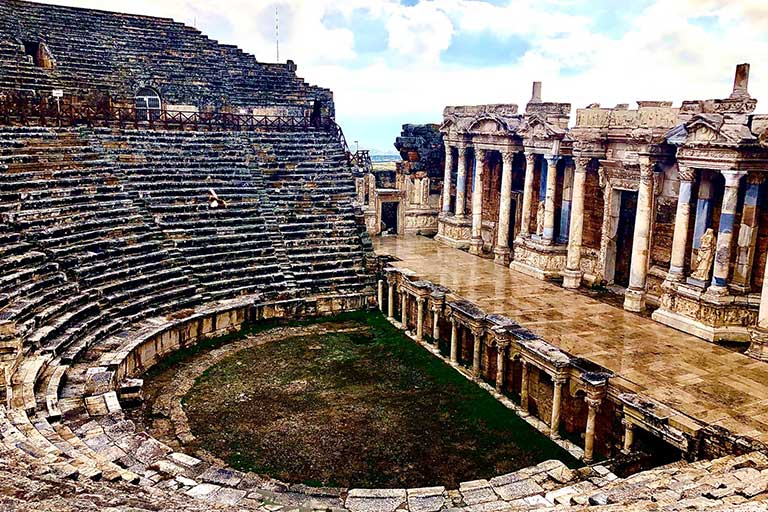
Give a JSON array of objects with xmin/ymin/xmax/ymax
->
[
  {"xmin": 520, "ymin": 153, "xmax": 536, "ymax": 238},
  {"xmin": 471, "ymin": 326, "xmax": 483, "ymax": 378},
  {"xmin": 449, "ymin": 316, "xmax": 458, "ymax": 363},
  {"xmin": 387, "ymin": 281, "xmax": 395, "ymax": 319},
  {"xmin": 543, "ymin": 155, "xmax": 561, "ymax": 242},
  {"xmin": 469, "ymin": 149, "xmax": 487, "ymax": 255},
  {"xmin": 495, "ymin": 342, "xmax": 507, "ymax": 392},
  {"xmin": 708, "ymin": 170, "xmax": 745, "ymax": 295},
  {"xmin": 748, "ymin": 247, "xmax": 768, "ymax": 360},
  {"xmin": 584, "ymin": 397, "xmax": 601, "ymax": 463},
  {"xmin": 416, "ymin": 297, "xmax": 425, "ymax": 341},
  {"xmin": 520, "ymin": 361, "xmax": 530, "ymax": 416},
  {"xmin": 401, "ymin": 291, "xmax": 408, "ymax": 326},
  {"xmin": 732, "ymin": 173, "xmax": 764, "ymax": 292},
  {"xmin": 550, "ymin": 376, "xmax": 565, "ymax": 439},
  {"xmin": 455, "ymin": 145, "xmax": 469, "ymax": 217},
  {"xmin": 667, "ymin": 166, "xmax": 696, "ymax": 281},
  {"xmin": 557, "ymin": 161, "xmax": 574, "ymax": 244},
  {"xmin": 622, "ymin": 419, "xmax": 635, "ymax": 455},
  {"xmin": 442, "ymin": 143, "xmax": 454, "ymax": 213},
  {"xmin": 494, "ymin": 151, "xmax": 515, "ymax": 265},
  {"xmin": 624, "ymin": 158, "xmax": 655, "ymax": 312},
  {"xmin": 563, "ymin": 157, "xmax": 589, "ymax": 289},
  {"xmin": 377, "ymin": 279, "xmax": 385, "ymax": 312},
  {"xmin": 431, "ymin": 305, "xmax": 440, "ymax": 343}
]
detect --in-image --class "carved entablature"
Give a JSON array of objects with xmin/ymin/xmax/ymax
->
[
  {"xmin": 575, "ymin": 103, "xmax": 678, "ymax": 131},
  {"xmin": 705, "ymin": 97, "xmax": 758, "ymax": 115},
  {"xmin": 441, "ymin": 104, "xmax": 523, "ymax": 138},
  {"xmin": 598, "ymin": 160, "xmax": 641, "ymax": 191},
  {"xmin": 525, "ymin": 101, "xmax": 571, "ymax": 117}
]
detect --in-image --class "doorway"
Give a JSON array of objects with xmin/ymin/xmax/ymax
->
[
  {"xmin": 613, "ymin": 190, "xmax": 638, "ymax": 287},
  {"xmin": 381, "ymin": 201, "xmax": 399, "ymax": 235}
]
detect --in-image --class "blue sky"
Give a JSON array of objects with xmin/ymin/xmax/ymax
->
[{"xmin": 36, "ymin": 0, "xmax": 768, "ymax": 153}]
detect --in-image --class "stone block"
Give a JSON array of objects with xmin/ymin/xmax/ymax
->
[
  {"xmin": 345, "ymin": 488, "xmax": 407, "ymax": 512},
  {"xmin": 199, "ymin": 466, "xmax": 244, "ymax": 487},
  {"xmin": 406, "ymin": 486, "xmax": 446, "ymax": 512},
  {"xmin": 492, "ymin": 478, "xmax": 544, "ymax": 501},
  {"xmin": 459, "ymin": 479, "xmax": 497, "ymax": 505}
]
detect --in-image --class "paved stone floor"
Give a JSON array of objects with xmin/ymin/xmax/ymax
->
[{"xmin": 374, "ymin": 235, "xmax": 768, "ymax": 443}]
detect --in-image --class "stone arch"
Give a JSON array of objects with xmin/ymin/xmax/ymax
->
[{"xmin": 134, "ymin": 86, "xmax": 161, "ymax": 121}]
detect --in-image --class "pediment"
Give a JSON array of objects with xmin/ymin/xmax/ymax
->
[
  {"xmin": 467, "ymin": 117, "xmax": 505, "ymax": 134},
  {"xmin": 682, "ymin": 114, "xmax": 734, "ymax": 144},
  {"xmin": 519, "ymin": 114, "xmax": 560, "ymax": 140}
]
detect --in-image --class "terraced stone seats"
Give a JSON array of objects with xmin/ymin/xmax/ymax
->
[
  {"xmin": 0, "ymin": 127, "xmax": 201, "ymax": 359},
  {"xmin": 101, "ymin": 129, "xmax": 291, "ymax": 301}
]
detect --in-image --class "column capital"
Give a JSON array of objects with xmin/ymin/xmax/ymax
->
[
  {"xmin": 621, "ymin": 418, "xmax": 635, "ymax": 429},
  {"xmin": 552, "ymin": 374, "xmax": 567, "ymax": 385},
  {"xmin": 456, "ymin": 143, "xmax": 469, "ymax": 154},
  {"xmin": 415, "ymin": 296, "xmax": 426, "ymax": 305},
  {"xmin": 677, "ymin": 165, "xmax": 696, "ymax": 183},
  {"xmin": 573, "ymin": 155, "xmax": 590, "ymax": 172},
  {"xmin": 501, "ymin": 150, "xmax": 515, "ymax": 165},
  {"xmin": 475, "ymin": 147, "xmax": 487, "ymax": 160},
  {"xmin": 639, "ymin": 159, "xmax": 655, "ymax": 181},
  {"xmin": 586, "ymin": 396, "xmax": 602, "ymax": 410},
  {"xmin": 469, "ymin": 325, "xmax": 485, "ymax": 337},
  {"xmin": 747, "ymin": 172, "xmax": 766, "ymax": 185},
  {"xmin": 545, "ymin": 154, "xmax": 561, "ymax": 165},
  {"xmin": 524, "ymin": 152, "xmax": 537, "ymax": 166},
  {"xmin": 721, "ymin": 169, "xmax": 747, "ymax": 187}
]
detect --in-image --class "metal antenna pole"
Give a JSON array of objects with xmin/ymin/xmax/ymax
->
[{"xmin": 275, "ymin": 7, "xmax": 280, "ymax": 62}]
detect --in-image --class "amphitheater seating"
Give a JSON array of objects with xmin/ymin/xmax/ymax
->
[{"xmin": 0, "ymin": 0, "xmax": 329, "ymax": 110}]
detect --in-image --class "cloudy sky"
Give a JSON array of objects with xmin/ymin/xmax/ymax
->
[{"xmin": 31, "ymin": 0, "xmax": 768, "ymax": 153}]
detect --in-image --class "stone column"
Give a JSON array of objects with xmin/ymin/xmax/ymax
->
[
  {"xmin": 624, "ymin": 159, "xmax": 655, "ymax": 312},
  {"xmin": 563, "ymin": 157, "xmax": 589, "ymax": 289},
  {"xmin": 401, "ymin": 292, "xmax": 408, "ymax": 326},
  {"xmin": 520, "ymin": 361, "xmax": 530, "ymax": 416},
  {"xmin": 708, "ymin": 170, "xmax": 745, "ymax": 294},
  {"xmin": 520, "ymin": 152, "xmax": 536, "ymax": 238},
  {"xmin": 494, "ymin": 151, "xmax": 515, "ymax": 265},
  {"xmin": 387, "ymin": 281, "xmax": 395, "ymax": 319},
  {"xmin": 622, "ymin": 419, "xmax": 635, "ymax": 455},
  {"xmin": 450, "ymin": 316, "xmax": 458, "ymax": 363},
  {"xmin": 732, "ymin": 173, "xmax": 764, "ymax": 292},
  {"xmin": 584, "ymin": 397, "xmax": 601, "ymax": 463},
  {"xmin": 543, "ymin": 154, "xmax": 562, "ymax": 242},
  {"xmin": 495, "ymin": 343, "xmax": 507, "ymax": 392},
  {"xmin": 471, "ymin": 327, "xmax": 483, "ymax": 378},
  {"xmin": 416, "ymin": 297, "xmax": 425, "ymax": 341},
  {"xmin": 667, "ymin": 166, "xmax": 696, "ymax": 281},
  {"xmin": 470, "ymin": 149, "xmax": 487, "ymax": 255},
  {"xmin": 377, "ymin": 279, "xmax": 385, "ymax": 312},
  {"xmin": 550, "ymin": 376, "xmax": 565, "ymax": 439},
  {"xmin": 442, "ymin": 143, "xmax": 454, "ymax": 213},
  {"xmin": 455, "ymin": 145, "xmax": 468, "ymax": 217},
  {"xmin": 558, "ymin": 161, "xmax": 574, "ymax": 244},
  {"xmin": 432, "ymin": 305, "xmax": 440, "ymax": 343},
  {"xmin": 690, "ymin": 172, "xmax": 713, "ymax": 267},
  {"xmin": 748, "ymin": 251, "xmax": 768, "ymax": 360}
]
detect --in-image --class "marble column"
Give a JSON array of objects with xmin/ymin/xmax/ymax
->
[
  {"xmin": 471, "ymin": 327, "xmax": 483, "ymax": 378},
  {"xmin": 732, "ymin": 173, "xmax": 764, "ymax": 292},
  {"xmin": 416, "ymin": 297, "xmax": 425, "ymax": 341},
  {"xmin": 495, "ymin": 343, "xmax": 507, "ymax": 392},
  {"xmin": 690, "ymin": 173, "xmax": 713, "ymax": 269},
  {"xmin": 550, "ymin": 376, "xmax": 565, "ymax": 439},
  {"xmin": 494, "ymin": 151, "xmax": 515, "ymax": 265},
  {"xmin": 520, "ymin": 361, "xmax": 530, "ymax": 416},
  {"xmin": 520, "ymin": 153, "xmax": 536, "ymax": 238},
  {"xmin": 667, "ymin": 166, "xmax": 696, "ymax": 281},
  {"xmin": 584, "ymin": 397, "xmax": 601, "ymax": 463},
  {"xmin": 708, "ymin": 170, "xmax": 745, "ymax": 294},
  {"xmin": 377, "ymin": 279, "xmax": 385, "ymax": 312},
  {"xmin": 557, "ymin": 161, "xmax": 574, "ymax": 244},
  {"xmin": 432, "ymin": 306, "xmax": 440, "ymax": 343},
  {"xmin": 748, "ymin": 248, "xmax": 768, "ymax": 361},
  {"xmin": 470, "ymin": 149, "xmax": 487, "ymax": 255},
  {"xmin": 563, "ymin": 157, "xmax": 589, "ymax": 289},
  {"xmin": 455, "ymin": 145, "xmax": 469, "ymax": 217},
  {"xmin": 442, "ymin": 143, "xmax": 454, "ymax": 214},
  {"xmin": 387, "ymin": 281, "xmax": 395, "ymax": 319},
  {"xmin": 624, "ymin": 159, "xmax": 654, "ymax": 312},
  {"xmin": 622, "ymin": 419, "xmax": 635, "ymax": 455},
  {"xmin": 450, "ymin": 317, "xmax": 458, "ymax": 363},
  {"xmin": 401, "ymin": 292, "xmax": 408, "ymax": 327}
]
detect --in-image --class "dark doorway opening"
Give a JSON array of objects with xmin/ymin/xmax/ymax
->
[
  {"xmin": 614, "ymin": 190, "xmax": 638, "ymax": 287},
  {"xmin": 381, "ymin": 202, "xmax": 399, "ymax": 235},
  {"xmin": 310, "ymin": 100, "xmax": 322, "ymax": 128},
  {"xmin": 22, "ymin": 40, "xmax": 54, "ymax": 68},
  {"xmin": 508, "ymin": 198, "xmax": 517, "ymax": 244}
]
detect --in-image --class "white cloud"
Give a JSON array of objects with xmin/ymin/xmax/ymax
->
[{"xmin": 23, "ymin": 0, "xmax": 768, "ymax": 151}]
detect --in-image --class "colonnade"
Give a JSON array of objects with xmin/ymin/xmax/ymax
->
[{"xmin": 380, "ymin": 274, "xmax": 613, "ymax": 463}]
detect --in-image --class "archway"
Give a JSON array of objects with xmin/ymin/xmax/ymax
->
[{"xmin": 135, "ymin": 87, "xmax": 161, "ymax": 121}]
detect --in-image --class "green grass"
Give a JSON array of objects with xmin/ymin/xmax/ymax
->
[{"xmin": 167, "ymin": 311, "xmax": 580, "ymax": 488}]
